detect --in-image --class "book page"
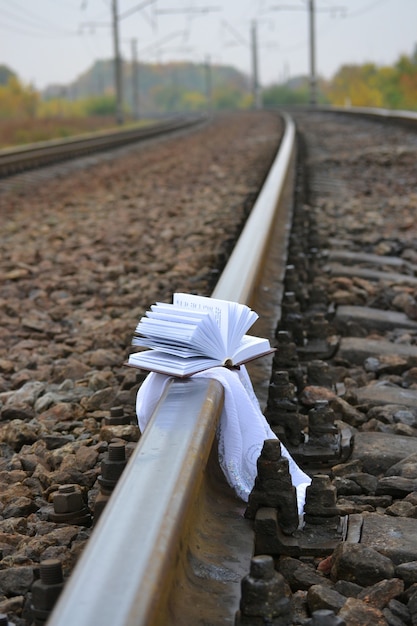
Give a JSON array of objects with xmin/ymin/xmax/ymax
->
[
  {"xmin": 173, "ymin": 293, "xmax": 226, "ymax": 330},
  {"xmin": 173, "ymin": 293, "xmax": 257, "ymax": 355},
  {"xmin": 134, "ymin": 302, "xmax": 225, "ymax": 359},
  {"xmin": 128, "ymin": 350, "xmax": 221, "ymax": 377},
  {"xmin": 232, "ymin": 335, "xmax": 272, "ymax": 364}
]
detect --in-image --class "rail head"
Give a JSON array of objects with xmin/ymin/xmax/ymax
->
[
  {"xmin": 290, "ymin": 104, "xmax": 417, "ymax": 130},
  {"xmin": 48, "ymin": 378, "xmax": 224, "ymax": 626},
  {"xmin": 212, "ymin": 111, "xmax": 296, "ymax": 305}
]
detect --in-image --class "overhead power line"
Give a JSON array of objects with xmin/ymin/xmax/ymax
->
[
  {"xmin": 156, "ymin": 6, "xmax": 221, "ymax": 15},
  {"xmin": 5, "ymin": 0, "xmax": 75, "ymax": 31},
  {"xmin": 0, "ymin": 4, "xmax": 76, "ymax": 36},
  {"xmin": 221, "ymin": 20, "xmax": 249, "ymax": 47},
  {"xmin": 119, "ymin": 0, "xmax": 157, "ymax": 21}
]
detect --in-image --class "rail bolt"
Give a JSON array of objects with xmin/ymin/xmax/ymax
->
[
  {"xmin": 31, "ymin": 559, "xmax": 64, "ymax": 625},
  {"xmin": 236, "ymin": 554, "xmax": 291, "ymax": 624},
  {"xmin": 53, "ymin": 484, "xmax": 84, "ymax": 514},
  {"xmin": 104, "ymin": 405, "xmax": 130, "ymax": 426},
  {"xmin": 98, "ymin": 441, "xmax": 127, "ymax": 489}
]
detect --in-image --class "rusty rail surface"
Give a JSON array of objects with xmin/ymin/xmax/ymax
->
[
  {"xmin": 0, "ymin": 115, "xmax": 205, "ymax": 177},
  {"xmin": 47, "ymin": 112, "xmax": 297, "ymax": 626}
]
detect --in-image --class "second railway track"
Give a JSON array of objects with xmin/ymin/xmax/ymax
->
[
  {"xmin": 2, "ymin": 108, "xmax": 417, "ymax": 625},
  {"xmin": 0, "ymin": 115, "xmax": 206, "ymax": 180}
]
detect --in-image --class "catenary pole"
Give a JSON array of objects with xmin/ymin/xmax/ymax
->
[
  {"xmin": 205, "ymin": 55, "xmax": 212, "ymax": 112},
  {"xmin": 132, "ymin": 38, "xmax": 140, "ymax": 120},
  {"xmin": 112, "ymin": 0, "xmax": 124, "ymax": 124},
  {"xmin": 251, "ymin": 20, "xmax": 261, "ymax": 110},
  {"xmin": 308, "ymin": 0, "xmax": 316, "ymax": 105}
]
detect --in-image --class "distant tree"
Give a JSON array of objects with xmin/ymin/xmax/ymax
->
[
  {"xmin": 377, "ymin": 66, "xmax": 402, "ymax": 109},
  {"xmin": 83, "ymin": 94, "xmax": 117, "ymax": 116},
  {"xmin": 324, "ymin": 64, "xmax": 383, "ymax": 107},
  {"xmin": 262, "ymin": 83, "xmax": 310, "ymax": 107},
  {"xmin": 152, "ymin": 84, "xmax": 183, "ymax": 112},
  {"xmin": 322, "ymin": 47, "xmax": 417, "ymax": 111},
  {"xmin": 393, "ymin": 54, "xmax": 417, "ymax": 109},
  {"xmin": 0, "ymin": 76, "xmax": 38, "ymax": 118},
  {"xmin": 37, "ymin": 98, "xmax": 84, "ymax": 118},
  {"xmin": 180, "ymin": 91, "xmax": 207, "ymax": 111},
  {"xmin": 0, "ymin": 65, "xmax": 17, "ymax": 86},
  {"xmin": 211, "ymin": 85, "xmax": 246, "ymax": 110}
]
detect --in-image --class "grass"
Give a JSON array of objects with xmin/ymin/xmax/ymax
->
[{"xmin": 0, "ymin": 116, "xmax": 140, "ymax": 149}]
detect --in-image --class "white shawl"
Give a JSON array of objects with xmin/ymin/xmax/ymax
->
[{"xmin": 136, "ymin": 365, "xmax": 311, "ymax": 514}]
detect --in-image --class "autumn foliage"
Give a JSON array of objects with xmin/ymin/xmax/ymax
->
[
  {"xmin": 1, "ymin": 46, "xmax": 417, "ymax": 147},
  {"xmin": 322, "ymin": 49, "xmax": 417, "ymax": 110}
]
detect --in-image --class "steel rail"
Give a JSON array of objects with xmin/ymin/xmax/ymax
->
[
  {"xmin": 0, "ymin": 115, "xmax": 205, "ymax": 177},
  {"xmin": 47, "ymin": 112, "xmax": 297, "ymax": 626},
  {"xmin": 289, "ymin": 104, "xmax": 417, "ymax": 130}
]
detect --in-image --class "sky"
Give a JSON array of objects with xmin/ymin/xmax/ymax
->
[{"xmin": 1, "ymin": 0, "xmax": 417, "ymax": 91}]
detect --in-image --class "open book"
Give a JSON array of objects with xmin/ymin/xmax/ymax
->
[{"xmin": 127, "ymin": 292, "xmax": 273, "ymax": 377}]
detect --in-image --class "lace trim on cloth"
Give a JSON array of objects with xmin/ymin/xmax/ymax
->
[{"xmin": 135, "ymin": 365, "xmax": 311, "ymax": 514}]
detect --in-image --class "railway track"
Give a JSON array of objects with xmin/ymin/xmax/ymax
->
[
  {"xmin": 2, "ymin": 108, "xmax": 417, "ymax": 625},
  {"xmin": 0, "ymin": 115, "xmax": 205, "ymax": 179}
]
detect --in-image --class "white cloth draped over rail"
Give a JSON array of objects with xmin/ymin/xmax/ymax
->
[{"xmin": 135, "ymin": 365, "xmax": 311, "ymax": 515}]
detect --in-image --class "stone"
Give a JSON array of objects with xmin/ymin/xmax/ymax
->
[
  {"xmin": 336, "ymin": 306, "xmax": 417, "ymax": 332},
  {"xmin": 330, "ymin": 543, "xmax": 395, "ymax": 586},
  {"xmin": 360, "ymin": 513, "xmax": 417, "ymax": 565},
  {"xmin": 0, "ymin": 420, "xmax": 43, "ymax": 450},
  {"xmin": 333, "ymin": 580, "xmax": 363, "ymax": 598},
  {"xmin": 350, "ymin": 433, "xmax": 417, "ymax": 475},
  {"xmin": 345, "ymin": 473, "xmax": 378, "ymax": 495},
  {"xmin": 299, "ymin": 386, "xmax": 336, "ymax": 407},
  {"xmin": 278, "ymin": 557, "xmax": 332, "ymax": 592},
  {"xmin": 355, "ymin": 385, "xmax": 417, "ymax": 410},
  {"xmin": 338, "ymin": 597, "xmax": 387, "ymax": 625},
  {"xmin": 0, "ymin": 594, "xmax": 25, "ymax": 617},
  {"xmin": 307, "ymin": 584, "xmax": 346, "ymax": 614},
  {"xmin": 385, "ymin": 501, "xmax": 417, "ymax": 518},
  {"xmin": 290, "ymin": 590, "xmax": 309, "ymax": 624},
  {"xmin": 407, "ymin": 586, "xmax": 417, "ymax": 619},
  {"xmin": 0, "ymin": 566, "xmax": 34, "ymax": 596},
  {"xmin": 332, "ymin": 460, "xmax": 363, "ymax": 478},
  {"xmin": 74, "ymin": 445, "xmax": 99, "ymax": 473},
  {"xmin": 6, "ymin": 381, "xmax": 46, "ymax": 407},
  {"xmin": 376, "ymin": 477, "xmax": 417, "ymax": 499},
  {"xmin": 2, "ymin": 497, "xmax": 38, "ymax": 519},
  {"xmin": 329, "ymin": 396, "xmax": 367, "ymax": 427},
  {"xmin": 395, "ymin": 562, "xmax": 417, "ymax": 586},
  {"xmin": 357, "ymin": 578, "xmax": 404, "ymax": 610},
  {"xmin": 99, "ymin": 424, "xmax": 140, "ymax": 443},
  {"xmin": 387, "ymin": 598, "xmax": 411, "ymax": 624},
  {"xmin": 338, "ymin": 337, "xmax": 417, "ymax": 368},
  {"xmin": 334, "ymin": 477, "xmax": 363, "ymax": 497},
  {"xmin": 393, "ymin": 410, "xmax": 417, "ymax": 428},
  {"xmin": 387, "ymin": 454, "xmax": 417, "ymax": 479}
]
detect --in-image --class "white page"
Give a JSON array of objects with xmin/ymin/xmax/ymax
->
[
  {"xmin": 128, "ymin": 350, "xmax": 220, "ymax": 376},
  {"xmin": 135, "ymin": 309, "xmax": 224, "ymax": 358},
  {"xmin": 136, "ymin": 318, "xmax": 198, "ymax": 342},
  {"xmin": 231, "ymin": 335, "xmax": 272, "ymax": 364},
  {"xmin": 173, "ymin": 293, "xmax": 258, "ymax": 356}
]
